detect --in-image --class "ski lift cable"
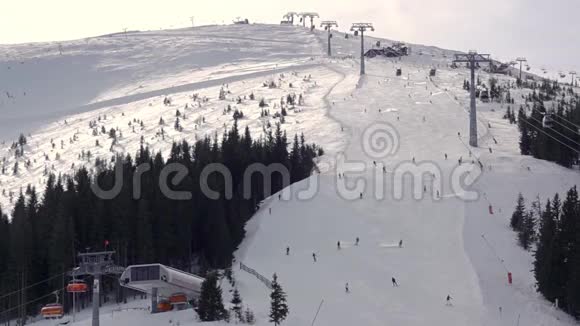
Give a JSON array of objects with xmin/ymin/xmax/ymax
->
[
  {"xmin": 0, "ymin": 286, "xmax": 67, "ymax": 316},
  {"xmin": 519, "ymin": 118, "xmax": 580, "ymax": 155},
  {"xmin": 529, "ymin": 105, "xmax": 580, "ymax": 135},
  {"xmin": 520, "ymin": 88, "xmax": 580, "ymax": 130},
  {"xmin": 523, "ymin": 114, "xmax": 580, "ymax": 150},
  {"xmin": 525, "ymin": 114, "xmax": 580, "ymax": 148},
  {"xmin": 516, "ymin": 85, "xmax": 580, "ymax": 130},
  {"xmin": 0, "ymin": 271, "xmax": 68, "ymax": 301},
  {"xmin": 527, "ymin": 97, "xmax": 580, "ymax": 131},
  {"xmin": 486, "ymin": 85, "xmax": 580, "ymax": 135}
]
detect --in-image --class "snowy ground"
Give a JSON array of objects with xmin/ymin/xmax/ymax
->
[{"xmin": 2, "ymin": 24, "xmax": 579, "ymax": 326}]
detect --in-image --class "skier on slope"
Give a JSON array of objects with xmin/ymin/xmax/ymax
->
[
  {"xmin": 392, "ymin": 277, "xmax": 398, "ymax": 287},
  {"xmin": 286, "ymin": 246, "xmax": 290, "ymax": 256},
  {"xmin": 399, "ymin": 240, "xmax": 403, "ymax": 248},
  {"xmin": 355, "ymin": 237, "xmax": 360, "ymax": 246},
  {"xmin": 345, "ymin": 283, "xmax": 350, "ymax": 293},
  {"xmin": 446, "ymin": 295, "xmax": 453, "ymax": 306},
  {"xmin": 312, "ymin": 253, "xmax": 317, "ymax": 262},
  {"xmin": 337, "ymin": 241, "xmax": 341, "ymax": 250}
]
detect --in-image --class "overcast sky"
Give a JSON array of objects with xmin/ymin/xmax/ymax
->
[{"xmin": 1, "ymin": 0, "xmax": 578, "ymax": 71}]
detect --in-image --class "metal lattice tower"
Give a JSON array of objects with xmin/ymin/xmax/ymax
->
[
  {"xmin": 350, "ymin": 23, "xmax": 374, "ymax": 75},
  {"xmin": 320, "ymin": 21, "xmax": 338, "ymax": 56},
  {"xmin": 453, "ymin": 51, "xmax": 492, "ymax": 147},
  {"xmin": 299, "ymin": 12, "xmax": 319, "ymax": 28},
  {"xmin": 516, "ymin": 57, "xmax": 527, "ymax": 81},
  {"xmin": 71, "ymin": 251, "xmax": 124, "ymax": 326}
]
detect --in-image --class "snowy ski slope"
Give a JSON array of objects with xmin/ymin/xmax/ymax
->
[{"xmin": 1, "ymin": 24, "xmax": 579, "ymax": 326}]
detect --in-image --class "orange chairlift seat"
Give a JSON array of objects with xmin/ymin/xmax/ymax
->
[
  {"xmin": 169, "ymin": 293, "xmax": 188, "ymax": 305},
  {"xmin": 67, "ymin": 280, "xmax": 89, "ymax": 293},
  {"xmin": 157, "ymin": 300, "xmax": 173, "ymax": 312},
  {"xmin": 41, "ymin": 303, "xmax": 64, "ymax": 319}
]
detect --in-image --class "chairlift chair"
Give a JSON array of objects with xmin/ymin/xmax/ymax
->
[
  {"xmin": 41, "ymin": 303, "xmax": 64, "ymax": 319},
  {"xmin": 67, "ymin": 279, "xmax": 88, "ymax": 293},
  {"xmin": 542, "ymin": 113, "xmax": 554, "ymax": 128}
]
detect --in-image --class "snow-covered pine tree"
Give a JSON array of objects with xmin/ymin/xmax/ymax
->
[
  {"xmin": 534, "ymin": 196, "xmax": 558, "ymax": 301},
  {"xmin": 231, "ymin": 288, "xmax": 243, "ymax": 322},
  {"xmin": 244, "ymin": 308, "xmax": 255, "ymax": 325},
  {"xmin": 518, "ymin": 209, "xmax": 536, "ymax": 250},
  {"xmin": 511, "ymin": 193, "xmax": 525, "ymax": 231},
  {"xmin": 269, "ymin": 273, "xmax": 289, "ymax": 326},
  {"xmin": 517, "ymin": 106, "xmax": 531, "ymax": 155},
  {"xmin": 196, "ymin": 272, "xmax": 227, "ymax": 321},
  {"xmin": 259, "ymin": 98, "xmax": 267, "ymax": 108},
  {"xmin": 18, "ymin": 133, "xmax": 27, "ymax": 147},
  {"xmin": 175, "ymin": 116, "xmax": 181, "ymax": 130}
]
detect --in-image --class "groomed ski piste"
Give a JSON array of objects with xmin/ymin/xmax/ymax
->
[{"xmin": 1, "ymin": 24, "xmax": 579, "ymax": 326}]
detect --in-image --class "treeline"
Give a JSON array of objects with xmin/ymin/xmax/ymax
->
[
  {"xmin": 510, "ymin": 187, "xmax": 580, "ymax": 318},
  {"xmin": 0, "ymin": 122, "xmax": 321, "ymax": 320},
  {"xmin": 516, "ymin": 81, "xmax": 580, "ymax": 167}
]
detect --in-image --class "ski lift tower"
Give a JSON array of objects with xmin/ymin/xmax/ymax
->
[
  {"xmin": 351, "ymin": 23, "xmax": 374, "ymax": 75},
  {"xmin": 516, "ymin": 57, "xmax": 527, "ymax": 81},
  {"xmin": 570, "ymin": 71, "xmax": 577, "ymax": 86},
  {"xmin": 299, "ymin": 12, "xmax": 319, "ymax": 28},
  {"xmin": 453, "ymin": 50, "xmax": 492, "ymax": 147},
  {"xmin": 284, "ymin": 12, "xmax": 298, "ymax": 25},
  {"xmin": 320, "ymin": 21, "xmax": 338, "ymax": 56},
  {"xmin": 71, "ymin": 251, "xmax": 124, "ymax": 326}
]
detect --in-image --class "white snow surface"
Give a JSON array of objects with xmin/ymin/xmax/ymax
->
[{"xmin": 1, "ymin": 24, "xmax": 579, "ymax": 326}]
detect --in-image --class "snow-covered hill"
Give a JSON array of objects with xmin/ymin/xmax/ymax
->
[{"xmin": 1, "ymin": 24, "xmax": 579, "ymax": 326}]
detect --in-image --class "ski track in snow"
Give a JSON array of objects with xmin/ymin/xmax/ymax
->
[{"xmin": 2, "ymin": 24, "xmax": 580, "ymax": 326}]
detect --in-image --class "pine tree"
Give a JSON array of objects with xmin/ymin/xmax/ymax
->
[
  {"xmin": 511, "ymin": 193, "xmax": 525, "ymax": 231},
  {"xmin": 567, "ymin": 229, "xmax": 580, "ymax": 318},
  {"xmin": 18, "ymin": 133, "xmax": 27, "ymax": 147},
  {"xmin": 244, "ymin": 308, "xmax": 255, "ymax": 325},
  {"xmin": 196, "ymin": 272, "xmax": 227, "ymax": 321},
  {"xmin": 174, "ymin": 116, "xmax": 181, "ymax": 130},
  {"xmin": 518, "ymin": 210, "xmax": 536, "ymax": 250},
  {"xmin": 517, "ymin": 106, "xmax": 531, "ymax": 155},
  {"xmin": 269, "ymin": 273, "xmax": 289, "ymax": 326},
  {"xmin": 559, "ymin": 187, "xmax": 579, "ymax": 312},
  {"xmin": 534, "ymin": 197, "xmax": 559, "ymax": 301},
  {"xmin": 231, "ymin": 288, "xmax": 243, "ymax": 322}
]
